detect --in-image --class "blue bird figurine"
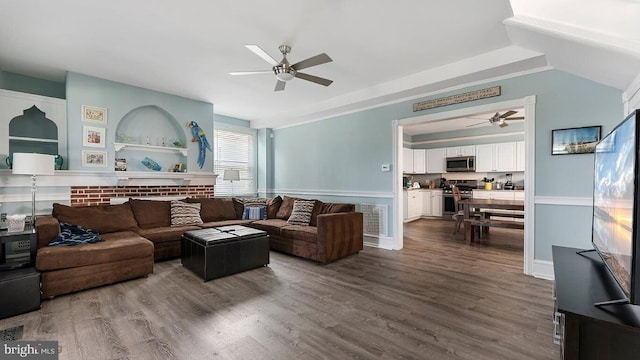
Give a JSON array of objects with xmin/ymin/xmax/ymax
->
[{"xmin": 186, "ymin": 121, "xmax": 212, "ymax": 169}]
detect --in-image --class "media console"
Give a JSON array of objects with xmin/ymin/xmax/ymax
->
[{"xmin": 552, "ymin": 246, "xmax": 640, "ymax": 359}]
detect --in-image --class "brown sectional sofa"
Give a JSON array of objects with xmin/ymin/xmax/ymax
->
[{"xmin": 35, "ymin": 196, "xmax": 363, "ymax": 298}]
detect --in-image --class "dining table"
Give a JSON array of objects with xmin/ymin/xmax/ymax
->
[{"xmin": 458, "ymin": 198, "xmax": 525, "ymax": 244}]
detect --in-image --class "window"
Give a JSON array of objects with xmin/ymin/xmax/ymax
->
[{"xmin": 213, "ymin": 124, "xmax": 257, "ymax": 197}]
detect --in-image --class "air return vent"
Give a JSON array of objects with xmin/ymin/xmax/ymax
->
[{"xmin": 361, "ymin": 204, "xmax": 388, "ymax": 236}]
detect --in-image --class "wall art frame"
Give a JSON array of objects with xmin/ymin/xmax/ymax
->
[
  {"xmin": 83, "ymin": 125, "xmax": 106, "ymax": 148},
  {"xmin": 551, "ymin": 125, "xmax": 602, "ymax": 155},
  {"xmin": 82, "ymin": 150, "xmax": 107, "ymax": 167},
  {"xmin": 82, "ymin": 105, "xmax": 107, "ymax": 124}
]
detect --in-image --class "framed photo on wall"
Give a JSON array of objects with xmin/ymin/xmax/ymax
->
[
  {"xmin": 82, "ymin": 150, "xmax": 107, "ymax": 167},
  {"xmin": 551, "ymin": 126, "xmax": 601, "ymax": 155},
  {"xmin": 83, "ymin": 126, "xmax": 106, "ymax": 148},
  {"xmin": 82, "ymin": 105, "xmax": 107, "ymax": 124}
]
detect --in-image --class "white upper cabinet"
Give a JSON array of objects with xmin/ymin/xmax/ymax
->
[
  {"xmin": 446, "ymin": 145, "xmax": 475, "ymax": 157},
  {"xmin": 516, "ymin": 141, "xmax": 525, "ymax": 171},
  {"xmin": 426, "ymin": 148, "xmax": 447, "ymax": 173},
  {"xmin": 495, "ymin": 142, "xmax": 517, "ymax": 171},
  {"xmin": 475, "ymin": 144, "xmax": 495, "ymax": 172},
  {"xmin": 413, "ymin": 149, "xmax": 426, "ymax": 174},
  {"xmin": 403, "ymin": 147, "xmax": 414, "ymax": 173},
  {"xmin": 476, "ymin": 142, "xmax": 517, "ymax": 172}
]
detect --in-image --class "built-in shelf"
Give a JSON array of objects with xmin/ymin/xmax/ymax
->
[{"xmin": 114, "ymin": 142, "xmax": 188, "ymax": 156}]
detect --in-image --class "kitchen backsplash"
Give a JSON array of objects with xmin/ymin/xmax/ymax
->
[{"xmin": 409, "ymin": 172, "xmax": 524, "ymax": 188}]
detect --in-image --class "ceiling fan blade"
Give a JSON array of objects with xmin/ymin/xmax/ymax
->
[
  {"xmin": 500, "ymin": 110, "xmax": 518, "ymax": 118},
  {"xmin": 466, "ymin": 121, "xmax": 487, "ymax": 128},
  {"xmin": 295, "ymin": 72, "xmax": 333, "ymax": 86},
  {"xmin": 274, "ymin": 80, "xmax": 286, "ymax": 92},
  {"xmin": 291, "ymin": 53, "xmax": 332, "ymax": 71},
  {"xmin": 499, "ymin": 122, "xmax": 509, "ymax": 128},
  {"xmin": 229, "ymin": 70, "xmax": 273, "ymax": 76},
  {"xmin": 505, "ymin": 116, "xmax": 525, "ymax": 120},
  {"xmin": 245, "ymin": 44, "xmax": 279, "ymax": 66}
]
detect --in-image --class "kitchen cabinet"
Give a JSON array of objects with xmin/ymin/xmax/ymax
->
[
  {"xmin": 421, "ymin": 190, "xmax": 432, "ymax": 216},
  {"xmin": 446, "ymin": 145, "xmax": 475, "ymax": 157},
  {"xmin": 420, "ymin": 189, "xmax": 443, "ymax": 217},
  {"xmin": 516, "ymin": 141, "xmax": 525, "ymax": 171},
  {"xmin": 403, "ymin": 147, "xmax": 414, "ymax": 173},
  {"xmin": 475, "ymin": 142, "xmax": 517, "ymax": 172},
  {"xmin": 407, "ymin": 190, "xmax": 422, "ymax": 219},
  {"xmin": 426, "ymin": 148, "xmax": 447, "ymax": 173},
  {"xmin": 413, "ymin": 149, "xmax": 426, "ymax": 174}
]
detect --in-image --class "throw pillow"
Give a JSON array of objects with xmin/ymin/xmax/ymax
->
[
  {"xmin": 170, "ymin": 200, "xmax": 203, "ymax": 226},
  {"xmin": 243, "ymin": 206, "xmax": 266, "ymax": 220},
  {"xmin": 287, "ymin": 200, "xmax": 316, "ymax": 226}
]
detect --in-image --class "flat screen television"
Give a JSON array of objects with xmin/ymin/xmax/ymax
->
[{"xmin": 592, "ymin": 109, "xmax": 640, "ymax": 306}]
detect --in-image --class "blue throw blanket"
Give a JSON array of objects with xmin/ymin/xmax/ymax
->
[{"xmin": 49, "ymin": 222, "xmax": 103, "ymax": 246}]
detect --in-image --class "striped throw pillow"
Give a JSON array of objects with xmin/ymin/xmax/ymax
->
[
  {"xmin": 243, "ymin": 206, "xmax": 266, "ymax": 220},
  {"xmin": 286, "ymin": 200, "xmax": 315, "ymax": 226},
  {"xmin": 170, "ymin": 200, "xmax": 203, "ymax": 226}
]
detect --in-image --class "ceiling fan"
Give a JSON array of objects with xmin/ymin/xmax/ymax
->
[
  {"xmin": 229, "ymin": 44, "xmax": 333, "ymax": 92},
  {"xmin": 467, "ymin": 110, "xmax": 524, "ymax": 128}
]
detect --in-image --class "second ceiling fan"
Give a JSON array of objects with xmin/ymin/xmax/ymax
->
[
  {"xmin": 467, "ymin": 110, "xmax": 524, "ymax": 128},
  {"xmin": 230, "ymin": 44, "xmax": 333, "ymax": 92}
]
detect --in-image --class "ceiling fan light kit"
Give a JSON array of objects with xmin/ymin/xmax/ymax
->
[{"xmin": 231, "ymin": 44, "xmax": 333, "ymax": 91}]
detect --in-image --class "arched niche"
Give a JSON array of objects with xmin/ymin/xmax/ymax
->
[
  {"xmin": 9, "ymin": 105, "xmax": 59, "ymax": 155},
  {"xmin": 116, "ymin": 105, "xmax": 186, "ymax": 146}
]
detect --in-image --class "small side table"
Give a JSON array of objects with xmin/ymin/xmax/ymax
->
[
  {"xmin": 0, "ymin": 267, "xmax": 41, "ymax": 319},
  {"xmin": 0, "ymin": 228, "xmax": 41, "ymax": 319}
]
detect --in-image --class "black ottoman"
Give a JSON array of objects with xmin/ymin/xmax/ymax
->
[{"xmin": 181, "ymin": 225, "xmax": 269, "ymax": 281}]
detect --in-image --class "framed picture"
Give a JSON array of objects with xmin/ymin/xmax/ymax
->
[
  {"xmin": 172, "ymin": 163, "xmax": 183, "ymax": 172},
  {"xmin": 115, "ymin": 158, "xmax": 127, "ymax": 171},
  {"xmin": 82, "ymin": 105, "xmax": 107, "ymax": 124},
  {"xmin": 551, "ymin": 126, "xmax": 602, "ymax": 155},
  {"xmin": 82, "ymin": 150, "xmax": 107, "ymax": 167},
  {"xmin": 83, "ymin": 126, "xmax": 106, "ymax": 148}
]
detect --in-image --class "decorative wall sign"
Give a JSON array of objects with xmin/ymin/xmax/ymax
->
[
  {"xmin": 83, "ymin": 126, "xmax": 106, "ymax": 148},
  {"xmin": 82, "ymin": 150, "xmax": 107, "ymax": 167},
  {"xmin": 82, "ymin": 105, "xmax": 107, "ymax": 124},
  {"xmin": 413, "ymin": 86, "xmax": 501, "ymax": 112},
  {"xmin": 551, "ymin": 126, "xmax": 601, "ymax": 155}
]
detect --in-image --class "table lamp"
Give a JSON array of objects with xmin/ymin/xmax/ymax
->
[
  {"xmin": 223, "ymin": 169, "xmax": 240, "ymax": 196},
  {"xmin": 12, "ymin": 153, "xmax": 55, "ymax": 228}
]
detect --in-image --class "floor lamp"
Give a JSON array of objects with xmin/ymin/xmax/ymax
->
[
  {"xmin": 223, "ymin": 169, "xmax": 240, "ymax": 197},
  {"xmin": 12, "ymin": 153, "xmax": 55, "ymax": 228}
]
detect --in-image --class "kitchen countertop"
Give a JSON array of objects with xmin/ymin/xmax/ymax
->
[{"xmin": 472, "ymin": 188, "xmax": 524, "ymax": 192}]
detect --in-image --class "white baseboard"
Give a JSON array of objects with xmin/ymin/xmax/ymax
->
[
  {"xmin": 533, "ymin": 259, "xmax": 554, "ymax": 280},
  {"xmin": 364, "ymin": 234, "xmax": 395, "ymax": 250}
]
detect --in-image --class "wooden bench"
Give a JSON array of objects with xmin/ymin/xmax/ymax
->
[{"xmin": 463, "ymin": 218, "xmax": 524, "ymax": 244}]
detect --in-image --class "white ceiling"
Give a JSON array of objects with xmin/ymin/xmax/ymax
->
[{"xmin": 0, "ymin": 1, "xmax": 638, "ymax": 129}]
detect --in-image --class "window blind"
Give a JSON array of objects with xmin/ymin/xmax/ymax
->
[{"xmin": 214, "ymin": 125, "xmax": 256, "ymax": 197}]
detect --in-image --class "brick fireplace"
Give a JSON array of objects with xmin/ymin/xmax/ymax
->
[{"xmin": 70, "ymin": 185, "xmax": 214, "ymax": 206}]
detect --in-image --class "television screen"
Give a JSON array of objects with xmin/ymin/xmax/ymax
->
[{"xmin": 592, "ymin": 111, "xmax": 638, "ymax": 303}]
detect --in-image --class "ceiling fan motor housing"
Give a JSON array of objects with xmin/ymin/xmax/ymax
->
[{"xmin": 273, "ymin": 64, "xmax": 296, "ymax": 81}]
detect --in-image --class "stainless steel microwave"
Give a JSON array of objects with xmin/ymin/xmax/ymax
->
[{"xmin": 446, "ymin": 156, "xmax": 475, "ymax": 172}]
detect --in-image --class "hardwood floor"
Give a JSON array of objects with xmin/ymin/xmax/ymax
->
[{"xmin": 0, "ymin": 219, "xmax": 558, "ymax": 359}]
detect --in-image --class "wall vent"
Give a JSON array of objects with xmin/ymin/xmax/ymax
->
[{"xmin": 361, "ymin": 204, "xmax": 388, "ymax": 237}]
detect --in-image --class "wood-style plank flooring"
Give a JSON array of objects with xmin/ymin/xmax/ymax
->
[{"xmin": 0, "ymin": 219, "xmax": 558, "ymax": 359}]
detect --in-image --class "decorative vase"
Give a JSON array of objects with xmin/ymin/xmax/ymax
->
[
  {"xmin": 54, "ymin": 155, "xmax": 63, "ymax": 170},
  {"xmin": 5, "ymin": 155, "xmax": 12, "ymax": 169}
]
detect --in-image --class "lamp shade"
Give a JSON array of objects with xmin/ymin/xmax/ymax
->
[
  {"xmin": 12, "ymin": 153, "xmax": 55, "ymax": 176},
  {"xmin": 223, "ymin": 169, "xmax": 240, "ymax": 181}
]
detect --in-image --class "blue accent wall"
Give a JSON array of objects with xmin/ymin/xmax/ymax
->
[
  {"xmin": 66, "ymin": 72, "xmax": 214, "ymax": 172},
  {"xmin": 270, "ymin": 69, "xmax": 624, "ymax": 259},
  {"xmin": 0, "ymin": 71, "xmax": 65, "ymax": 99}
]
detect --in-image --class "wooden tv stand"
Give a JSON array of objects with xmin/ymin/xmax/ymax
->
[{"xmin": 552, "ymin": 246, "xmax": 640, "ymax": 360}]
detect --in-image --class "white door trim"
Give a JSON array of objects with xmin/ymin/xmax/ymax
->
[{"xmin": 393, "ymin": 95, "xmax": 537, "ymax": 276}]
